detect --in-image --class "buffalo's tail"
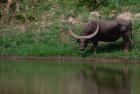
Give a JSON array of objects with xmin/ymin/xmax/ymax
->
[{"xmin": 130, "ymin": 22, "xmax": 134, "ymax": 49}]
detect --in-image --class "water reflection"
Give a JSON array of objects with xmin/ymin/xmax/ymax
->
[
  {"xmin": 0, "ymin": 61, "xmax": 132, "ymax": 94},
  {"xmin": 80, "ymin": 64, "xmax": 131, "ymax": 94}
]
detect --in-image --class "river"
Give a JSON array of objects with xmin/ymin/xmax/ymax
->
[{"xmin": 0, "ymin": 60, "xmax": 139, "ymax": 94}]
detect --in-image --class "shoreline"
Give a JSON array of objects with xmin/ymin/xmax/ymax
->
[{"xmin": 0, "ymin": 56, "xmax": 140, "ymax": 63}]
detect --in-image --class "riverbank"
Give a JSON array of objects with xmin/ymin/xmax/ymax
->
[{"xmin": 0, "ymin": 56, "xmax": 140, "ymax": 63}]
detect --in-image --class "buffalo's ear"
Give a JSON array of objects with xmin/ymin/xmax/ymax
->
[{"xmin": 76, "ymin": 39, "xmax": 80, "ymax": 43}]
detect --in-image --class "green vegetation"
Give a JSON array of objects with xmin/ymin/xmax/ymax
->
[{"xmin": 0, "ymin": 0, "xmax": 140, "ymax": 58}]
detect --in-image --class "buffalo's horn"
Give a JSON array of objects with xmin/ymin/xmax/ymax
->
[{"xmin": 69, "ymin": 23, "xmax": 99, "ymax": 39}]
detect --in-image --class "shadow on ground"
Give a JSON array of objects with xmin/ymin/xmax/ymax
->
[{"xmin": 81, "ymin": 41, "xmax": 124, "ymax": 57}]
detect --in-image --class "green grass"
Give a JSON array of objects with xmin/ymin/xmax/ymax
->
[{"xmin": 0, "ymin": 0, "xmax": 140, "ymax": 58}]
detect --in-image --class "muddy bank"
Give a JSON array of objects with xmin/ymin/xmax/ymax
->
[{"xmin": 0, "ymin": 56, "xmax": 140, "ymax": 63}]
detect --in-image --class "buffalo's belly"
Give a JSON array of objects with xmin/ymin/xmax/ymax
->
[{"xmin": 96, "ymin": 34, "xmax": 121, "ymax": 42}]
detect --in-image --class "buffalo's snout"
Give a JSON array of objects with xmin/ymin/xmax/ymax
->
[
  {"xmin": 79, "ymin": 43, "xmax": 86, "ymax": 51},
  {"xmin": 80, "ymin": 47, "xmax": 85, "ymax": 51},
  {"xmin": 79, "ymin": 39, "xmax": 87, "ymax": 51}
]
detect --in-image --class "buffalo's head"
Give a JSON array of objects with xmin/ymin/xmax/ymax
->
[
  {"xmin": 77, "ymin": 38, "xmax": 89, "ymax": 51},
  {"xmin": 69, "ymin": 23, "xmax": 99, "ymax": 51}
]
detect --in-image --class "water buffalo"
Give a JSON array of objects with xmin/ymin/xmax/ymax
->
[{"xmin": 69, "ymin": 19, "xmax": 132, "ymax": 53}]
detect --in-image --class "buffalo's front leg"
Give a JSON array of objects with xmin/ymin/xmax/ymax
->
[
  {"xmin": 122, "ymin": 34, "xmax": 132, "ymax": 52},
  {"xmin": 92, "ymin": 41, "xmax": 98, "ymax": 54}
]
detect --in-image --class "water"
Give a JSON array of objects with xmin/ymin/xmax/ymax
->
[{"xmin": 0, "ymin": 60, "xmax": 139, "ymax": 94}]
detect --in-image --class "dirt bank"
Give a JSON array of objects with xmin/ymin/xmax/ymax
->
[{"xmin": 0, "ymin": 56, "xmax": 140, "ymax": 63}]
